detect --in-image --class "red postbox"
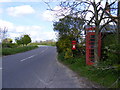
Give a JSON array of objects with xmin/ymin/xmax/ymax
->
[
  {"xmin": 86, "ymin": 27, "xmax": 101, "ymax": 65},
  {"xmin": 72, "ymin": 40, "xmax": 77, "ymax": 50}
]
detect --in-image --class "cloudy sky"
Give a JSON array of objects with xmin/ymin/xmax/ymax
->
[
  {"xmin": 0, "ymin": 1, "xmax": 62, "ymax": 42},
  {"xmin": 0, "ymin": 0, "xmax": 116, "ymax": 42}
]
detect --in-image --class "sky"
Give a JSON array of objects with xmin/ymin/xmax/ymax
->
[
  {"xmin": 0, "ymin": 0, "xmax": 117, "ymax": 42},
  {"xmin": 0, "ymin": 1, "xmax": 62, "ymax": 42}
]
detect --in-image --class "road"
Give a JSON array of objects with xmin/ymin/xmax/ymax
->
[{"xmin": 2, "ymin": 46, "xmax": 83, "ymax": 88}]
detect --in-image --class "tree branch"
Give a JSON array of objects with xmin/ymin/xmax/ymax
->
[{"xmin": 100, "ymin": 20, "xmax": 114, "ymax": 31}]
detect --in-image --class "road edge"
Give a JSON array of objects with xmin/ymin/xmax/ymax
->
[{"xmin": 55, "ymin": 53, "xmax": 105, "ymax": 88}]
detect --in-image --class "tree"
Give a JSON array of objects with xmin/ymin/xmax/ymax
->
[
  {"xmin": 58, "ymin": 0, "xmax": 118, "ymax": 66},
  {"xmin": 46, "ymin": 0, "xmax": 119, "ymax": 65},
  {"xmin": 15, "ymin": 34, "xmax": 31, "ymax": 46},
  {"xmin": 15, "ymin": 37, "xmax": 23, "ymax": 45},
  {"xmin": 2, "ymin": 38, "xmax": 13, "ymax": 43},
  {"xmin": 117, "ymin": 1, "xmax": 120, "ymax": 44},
  {"xmin": 21, "ymin": 35, "xmax": 31, "ymax": 46},
  {"xmin": 0, "ymin": 27, "xmax": 8, "ymax": 42},
  {"xmin": 53, "ymin": 15, "xmax": 85, "ymax": 42},
  {"xmin": 103, "ymin": 0, "xmax": 120, "ymax": 44},
  {"xmin": 86, "ymin": 0, "xmax": 119, "ymax": 65},
  {"xmin": 53, "ymin": 15, "xmax": 85, "ymax": 58}
]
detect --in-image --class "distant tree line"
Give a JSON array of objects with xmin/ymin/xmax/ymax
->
[{"xmin": 1, "ymin": 28, "xmax": 32, "ymax": 48}]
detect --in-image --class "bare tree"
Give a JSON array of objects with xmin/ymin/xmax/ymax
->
[
  {"xmin": 45, "ymin": 0, "xmax": 119, "ymax": 65},
  {"xmin": 56, "ymin": 0, "xmax": 119, "ymax": 65},
  {"xmin": 0, "ymin": 27, "xmax": 8, "ymax": 42},
  {"xmin": 104, "ymin": 0, "xmax": 120, "ymax": 44}
]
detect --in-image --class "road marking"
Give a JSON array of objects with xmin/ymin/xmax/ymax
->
[
  {"xmin": 20, "ymin": 55, "xmax": 36, "ymax": 62},
  {"xmin": 39, "ymin": 46, "xmax": 48, "ymax": 54},
  {"xmin": 20, "ymin": 47, "xmax": 49, "ymax": 62}
]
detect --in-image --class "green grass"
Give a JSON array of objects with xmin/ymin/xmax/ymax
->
[
  {"xmin": 58, "ymin": 52, "xmax": 119, "ymax": 88},
  {"xmin": 29, "ymin": 42, "xmax": 56, "ymax": 46},
  {"xmin": 2, "ymin": 46, "xmax": 38, "ymax": 55}
]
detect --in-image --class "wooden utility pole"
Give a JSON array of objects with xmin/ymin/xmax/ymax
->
[{"xmin": 117, "ymin": 1, "xmax": 120, "ymax": 44}]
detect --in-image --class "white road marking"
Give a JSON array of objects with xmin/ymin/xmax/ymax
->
[
  {"xmin": 20, "ymin": 55, "xmax": 36, "ymax": 62},
  {"xmin": 20, "ymin": 47, "xmax": 49, "ymax": 62},
  {"xmin": 39, "ymin": 47, "xmax": 48, "ymax": 54}
]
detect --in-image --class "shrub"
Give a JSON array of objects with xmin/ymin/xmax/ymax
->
[
  {"xmin": 64, "ymin": 48, "xmax": 73, "ymax": 59},
  {"xmin": 2, "ymin": 46, "xmax": 38, "ymax": 55},
  {"xmin": 56, "ymin": 37, "xmax": 71, "ymax": 53},
  {"xmin": 2, "ymin": 43, "xmax": 18, "ymax": 48},
  {"xmin": 102, "ymin": 34, "xmax": 118, "ymax": 47},
  {"xmin": 103, "ymin": 44, "xmax": 120, "ymax": 65}
]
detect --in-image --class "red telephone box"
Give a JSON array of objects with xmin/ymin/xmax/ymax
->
[
  {"xmin": 86, "ymin": 27, "xmax": 101, "ymax": 65},
  {"xmin": 72, "ymin": 40, "xmax": 77, "ymax": 50}
]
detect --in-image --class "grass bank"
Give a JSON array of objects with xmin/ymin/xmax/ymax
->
[
  {"xmin": 58, "ymin": 52, "xmax": 119, "ymax": 88},
  {"xmin": 29, "ymin": 42, "xmax": 56, "ymax": 46},
  {"xmin": 2, "ymin": 46, "xmax": 38, "ymax": 56}
]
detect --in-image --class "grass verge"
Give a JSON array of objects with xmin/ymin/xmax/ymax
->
[
  {"xmin": 2, "ymin": 46, "xmax": 38, "ymax": 56},
  {"xmin": 58, "ymin": 52, "xmax": 119, "ymax": 88},
  {"xmin": 29, "ymin": 42, "xmax": 56, "ymax": 46}
]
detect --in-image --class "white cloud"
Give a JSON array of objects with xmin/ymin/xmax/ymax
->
[
  {"xmin": 30, "ymin": 31, "xmax": 56, "ymax": 41},
  {"xmin": 0, "ymin": 8, "xmax": 3, "ymax": 14},
  {"xmin": 42, "ymin": 10, "xmax": 55, "ymax": 21},
  {"xmin": 0, "ymin": 20, "xmax": 56, "ymax": 42},
  {"xmin": 15, "ymin": 26, "xmax": 56, "ymax": 42},
  {"xmin": 0, "ymin": 0, "xmax": 67, "ymax": 2},
  {"xmin": 7, "ymin": 5, "xmax": 35, "ymax": 17},
  {"xmin": 0, "ymin": 0, "xmax": 118, "ymax": 2},
  {"xmin": 0, "ymin": 0, "xmax": 12, "ymax": 2},
  {"xmin": 0, "ymin": 0, "xmax": 40, "ymax": 2},
  {"xmin": 42, "ymin": 6, "xmax": 71, "ymax": 21},
  {"xmin": 0, "ymin": 20, "xmax": 14, "ymax": 30},
  {"xmin": 14, "ymin": 25, "xmax": 56, "ymax": 42}
]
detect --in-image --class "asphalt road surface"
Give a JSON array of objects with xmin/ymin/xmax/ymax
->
[{"xmin": 2, "ymin": 46, "xmax": 84, "ymax": 88}]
